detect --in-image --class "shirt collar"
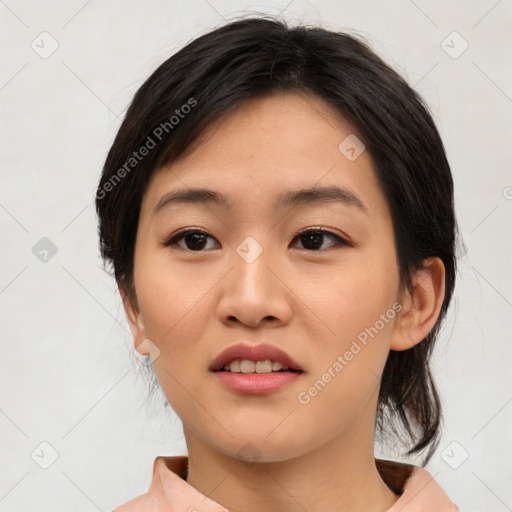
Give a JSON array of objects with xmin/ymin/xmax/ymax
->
[{"xmin": 144, "ymin": 455, "xmax": 457, "ymax": 511}]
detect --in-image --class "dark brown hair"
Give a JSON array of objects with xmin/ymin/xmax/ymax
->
[{"xmin": 96, "ymin": 16, "xmax": 458, "ymax": 464}]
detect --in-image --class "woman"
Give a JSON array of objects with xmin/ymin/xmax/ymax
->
[{"xmin": 97, "ymin": 16, "xmax": 459, "ymax": 511}]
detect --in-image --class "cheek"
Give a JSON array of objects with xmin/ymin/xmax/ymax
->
[
  {"xmin": 133, "ymin": 254, "xmax": 217, "ymax": 416},
  {"xmin": 134, "ymin": 247, "xmax": 216, "ymax": 343},
  {"xmin": 292, "ymin": 281, "xmax": 398, "ymax": 446},
  {"xmin": 133, "ymin": 242, "xmax": 223, "ymax": 347},
  {"xmin": 296, "ymin": 254, "xmax": 399, "ymax": 351},
  {"xmin": 294, "ymin": 256, "xmax": 399, "ymax": 405}
]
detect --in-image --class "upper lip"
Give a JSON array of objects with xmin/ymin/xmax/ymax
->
[{"xmin": 210, "ymin": 343, "xmax": 304, "ymax": 372}]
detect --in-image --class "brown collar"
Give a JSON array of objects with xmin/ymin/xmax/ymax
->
[{"xmin": 376, "ymin": 458, "xmax": 415, "ymax": 494}]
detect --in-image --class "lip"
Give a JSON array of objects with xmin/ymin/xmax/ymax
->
[
  {"xmin": 209, "ymin": 343, "xmax": 304, "ymax": 372},
  {"xmin": 214, "ymin": 371, "xmax": 302, "ymax": 394}
]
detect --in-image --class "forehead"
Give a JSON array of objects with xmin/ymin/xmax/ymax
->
[{"xmin": 141, "ymin": 92, "xmax": 386, "ymax": 219}]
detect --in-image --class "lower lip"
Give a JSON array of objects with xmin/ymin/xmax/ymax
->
[{"xmin": 213, "ymin": 371, "xmax": 302, "ymax": 394}]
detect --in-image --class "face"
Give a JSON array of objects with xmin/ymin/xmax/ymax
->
[{"xmin": 123, "ymin": 91, "xmax": 407, "ymax": 462}]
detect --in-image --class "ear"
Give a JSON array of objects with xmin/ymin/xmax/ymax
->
[
  {"xmin": 391, "ymin": 257, "xmax": 446, "ymax": 351},
  {"xmin": 119, "ymin": 281, "xmax": 150, "ymax": 356}
]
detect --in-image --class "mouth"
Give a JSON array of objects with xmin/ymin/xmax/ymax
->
[
  {"xmin": 213, "ymin": 359, "xmax": 303, "ymax": 374},
  {"xmin": 209, "ymin": 343, "xmax": 304, "ymax": 374},
  {"xmin": 210, "ymin": 344, "xmax": 304, "ymax": 394}
]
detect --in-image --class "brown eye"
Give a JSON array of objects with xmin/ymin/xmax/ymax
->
[
  {"xmin": 162, "ymin": 227, "xmax": 349, "ymax": 252},
  {"xmin": 292, "ymin": 229, "xmax": 348, "ymax": 251},
  {"xmin": 163, "ymin": 229, "xmax": 219, "ymax": 251}
]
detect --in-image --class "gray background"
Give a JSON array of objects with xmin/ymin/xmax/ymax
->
[{"xmin": 1, "ymin": 1, "xmax": 511, "ymax": 511}]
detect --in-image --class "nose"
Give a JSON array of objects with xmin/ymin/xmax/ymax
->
[{"xmin": 216, "ymin": 238, "xmax": 293, "ymax": 329}]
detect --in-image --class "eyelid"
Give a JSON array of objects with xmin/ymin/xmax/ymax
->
[
  {"xmin": 296, "ymin": 225, "xmax": 350, "ymax": 243},
  {"xmin": 161, "ymin": 227, "xmax": 214, "ymax": 247},
  {"xmin": 293, "ymin": 226, "xmax": 352, "ymax": 249}
]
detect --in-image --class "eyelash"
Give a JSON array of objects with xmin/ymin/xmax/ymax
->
[{"xmin": 161, "ymin": 226, "xmax": 351, "ymax": 252}]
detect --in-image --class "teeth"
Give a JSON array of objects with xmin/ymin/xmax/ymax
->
[
  {"xmin": 272, "ymin": 361, "xmax": 283, "ymax": 371},
  {"xmin": 240, "ymin": 360, "xmax": 255, "ymax": 373},
  {"xmin": 255, "ymin": 360, "xmax": 272, "ymax": 373},
  {"xmin": 227, "ymin": 360, "xmax": 240, "ymax": 372},
  {"xmin": 222, "ymin": 359, "xmax": 291, "ymax": 373}
]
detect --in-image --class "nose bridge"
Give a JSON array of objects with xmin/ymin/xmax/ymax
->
[
  {"xmin": 217, "ymin": 233, "xmax": 291, "ymax": 326},
  {"xmin": 235, "ymin": 235, "xmax": 266, "ymax": 267},
  {"xmin": 233, "ymin": 234, "xmax": 271, "ymax": 296}
]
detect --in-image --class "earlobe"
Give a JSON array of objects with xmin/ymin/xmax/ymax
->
[
  {"xmin": 119, "ymin": 282, "xmax": 150, "ymax": 356},
  {"xmin": 390, "ymin": 257, "xmax": 446, "ymax": 351}
]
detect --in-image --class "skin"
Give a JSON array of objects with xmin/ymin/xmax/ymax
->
[{"xmin": 121, "ymin": 91, "xmax": 445, "ymax": 512}]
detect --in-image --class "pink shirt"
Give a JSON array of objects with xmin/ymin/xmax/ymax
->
[{"xmin": 112, "ymin": 456, "xmax": 458, "ymax": 511}]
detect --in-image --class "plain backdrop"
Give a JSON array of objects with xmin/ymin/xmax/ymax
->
[{"xmin": 1, "ymin": 1, "xmax": 511, "ymax": 511}]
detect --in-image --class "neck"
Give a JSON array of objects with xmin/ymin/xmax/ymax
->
[{"xmin": 184, "ymin": 426, "xmax": 399, "ymax": 512}]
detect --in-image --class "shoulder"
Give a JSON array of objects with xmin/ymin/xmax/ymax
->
[
  {"xmin": 109, "ymin": 456, "xmax": 171, "ymax": 512},
  {"xmin": 109, "ymin": 455, "xmax": 191, "ymax": 512},
  {"xmin": 377, "ymin": 459, "xmax": 458, "ymax": 511},
  {"xmin": 111, "ymin": 492, "xmax": 153, "ymax": 512},
  {"xmin": 400, "ymin": 466, "xmax": 458, "ymax": 511}
]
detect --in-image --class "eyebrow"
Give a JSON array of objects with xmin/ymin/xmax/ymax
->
[{"xmin": 152, "ymin": 184, "xmax": 368, "ymax": 217}]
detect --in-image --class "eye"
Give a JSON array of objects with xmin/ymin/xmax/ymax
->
[
  {"xmin": 291, "ymin": 228, "xmax": 349, "ymax": 251},
  {"xmin": 162, "ymin": 227, "xmax": 350, "ymax": 252},
  {"xmin": 162, "ymin": 229, "xmax": 219, "ymax": 251}
]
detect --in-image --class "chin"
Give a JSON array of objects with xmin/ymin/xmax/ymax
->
[{"xmin": 207, "ymin": 432, "xmax": 310, "ymax": 465}]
